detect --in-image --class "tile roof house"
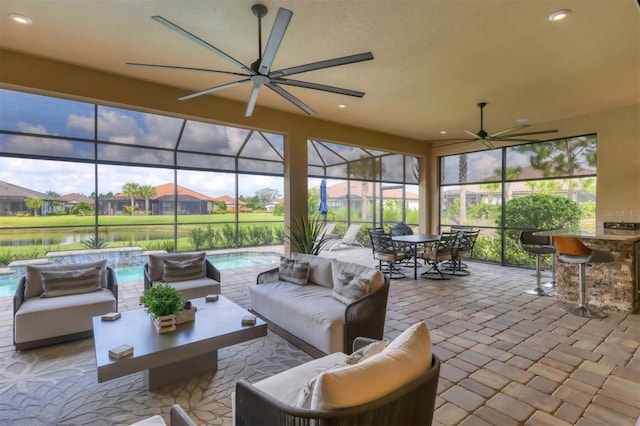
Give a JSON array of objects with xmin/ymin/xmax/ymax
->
[{"xmin": 0, "ymin": 180, "xmax": 63, "ymax": 216}]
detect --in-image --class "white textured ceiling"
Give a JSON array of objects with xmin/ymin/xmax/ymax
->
[{"xmin": 0, "ymin": 0, "xmax": 638, "ymax": 142}]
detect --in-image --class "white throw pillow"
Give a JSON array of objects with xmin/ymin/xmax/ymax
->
[
  {"xmin": 295, "ymin": 339, "xmax": 389, "ymax": 408},
  {"xmin": 331, "ymin": 270, "xmax": 370, "ymax": 304},
  {"xmin": 331, "ymin": 259, "xmax": 385, "ymax": 292},
  {"xmin": 310, "ymin": 321, "xmax": 432, "ymax": 410},
  {"xmin": 278, "ymin": 257, "xmax": 310, "ymax": 285}
]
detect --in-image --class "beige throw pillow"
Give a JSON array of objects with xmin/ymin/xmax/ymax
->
[
  {"xmin": 310, "ymin": 321, "xmax": 433, "ymax": 410},
  {"xmin": 40, "ymin": 267, "xmax": 102, "ymax": 298},
  {"xmin": 162, "ymin": 254, "xmax": 206, "ymax": 282},
  {"xmin": 332, "ymin": 270, "xmax": 370, "ymax": 304},
  {"xmin": 295, "ymin": 339, "xmax": 389, "ymax": 408},
  {"xmin": 25, "ymin": 260, "xmax": 108, "ymax": 299},
  {"xmin": 278, "ymin": 257, "xmax": 310, "ymax": 285}
]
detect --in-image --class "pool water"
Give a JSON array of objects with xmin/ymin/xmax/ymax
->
[{"xmin": 0, "ymin": 252, "xmax": 280, "ymax": 298}]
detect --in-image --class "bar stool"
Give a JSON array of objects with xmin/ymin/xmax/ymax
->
[
  {"xmin": 554, "ymin": 236, "xmax": 613, "ymax": 318},
  {"xmin": 518, "ymin": 230, "xmax": 556, "ymax": 297}
]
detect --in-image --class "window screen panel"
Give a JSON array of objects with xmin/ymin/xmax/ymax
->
[
  {"xmin": 0, "ymin": 134, "xmax": 94, "ymax": 160},
  {"xmin": 97, "ymin": 106, "xmax": 182, "ymax": 149},
  {"xmin": 97, "ymin": 144, "xmax": 173, "ymax": 166}
]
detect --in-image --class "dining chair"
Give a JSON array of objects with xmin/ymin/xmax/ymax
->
[
  {"xmin": 420, "ymin": 232, "xmax": 458, "ymax": 280},
  {"xmin": 368, "ymin": 229, "xmax": 406, "ymax": 279},
  {"xmin": 445, "ymin": 230, "xmax": 480, "ymax": 276}
]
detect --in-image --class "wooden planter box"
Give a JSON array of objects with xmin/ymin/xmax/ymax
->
[{"xmin": 152, "ymin": 314, "xmax": 176, "ymax": 334}]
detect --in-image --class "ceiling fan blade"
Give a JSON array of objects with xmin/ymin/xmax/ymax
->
[
  {"xmin": 489, "ymin": 124, "xmax": 529, "ymax": 138},
  {"xmin": 269, "ymin": 52, "xmax": 374, "ymax": 78},
  {"xmin": 266, "ymin": 83, "xmax": 315, "ymax": 115},
  {"xmin": 424, "ymin": 138, "xmax": 475, "ymax": 142},
  {"xmin": 245, "ymin": 82, "xmax": 263, "ymax": 117},
  {"xmin": 127, "ymin": 62, "xmax": 250, "ymax": 77},
  {"xmin": 481, "ymin": 140, "xmax": 496, "ymax": 150},
  {"xmin": 498, "ymin": 129, "xmax": 559, "ymax": 138},
  {"xmin": 464, "ymin": 129, "xmax": 482, "ymax": 139},
  {"xmin": 492, "ymin": 138, "xmax": 549, "ymax": 143},
  {"xmin": 258, "ymin": 8, "xmax": 293, "ymax": 75},
  {"xmin": 152, "ymin": 16, "xmax": 254, "ymax": 74},
  {"xmin": 178, "ymin": 79, "xmax": 251, "ymax": 101},
  {"xmin": 272, "ymin": 78, "xmax": 365, "ymax": 97}
]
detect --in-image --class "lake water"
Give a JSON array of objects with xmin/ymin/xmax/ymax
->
[{"xmin": 0, "ymin": 252, "xmax": 280, "ymax": 297}]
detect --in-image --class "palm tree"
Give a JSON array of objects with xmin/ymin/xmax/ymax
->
[
  {"xmin": 349, "ymin": 156, "xmax": 382, "ymax": 222},
  {"xmin": 138, "ymin": 185, "xmax": 157, "ymax": 215},
  {"xmin": 121, "ymin": 182, "xmax": 140, "ymax": 215}
]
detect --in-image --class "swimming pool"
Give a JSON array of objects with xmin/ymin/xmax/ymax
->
[{"xmin": 0, "ymin": 252, "xmax": 280, "ymax": 298}]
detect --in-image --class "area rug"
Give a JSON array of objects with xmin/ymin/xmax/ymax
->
[{"xmin": 0, "ymin": 331, "xmax": 312, "ymax": 425}]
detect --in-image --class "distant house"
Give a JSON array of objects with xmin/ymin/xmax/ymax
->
[
  {"xmin": 0, "ymin": 180, "xmax": 63, "ymax": 216},
  {"xmin": 326, "ymin": 181, "xmax": 419, "ymax": 211},
  {"xmin": 102, "ymin": 183, "xmax": 218, "ymax": 215},
  {"xmin": 60, "ymin": 193, "xmax": 95, "ymax": 210},
  {"xmin": 213, "ymin": 195, "xmax": 251, "ymax": 213}
]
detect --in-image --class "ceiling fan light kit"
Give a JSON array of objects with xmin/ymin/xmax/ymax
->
[{"xmin": 128, "ymin": 4, "xmax": 374, "ymax": 117}]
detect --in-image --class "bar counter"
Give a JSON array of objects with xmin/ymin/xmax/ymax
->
[{"xmin": 537, "ymin": 228, "xmax": 640, "ymax": 313}]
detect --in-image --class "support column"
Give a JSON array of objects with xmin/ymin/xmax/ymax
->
[{"xmin": 283, "ymin": 130, "xmax": 308, "ymax": 257}]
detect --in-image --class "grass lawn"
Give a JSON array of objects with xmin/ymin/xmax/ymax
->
[
  {"xmin": 0, "ymin": 213, "xmax": 285, "ymax": 262},
  {"xmin": 0, "ymin": 213, "xmax": 283, "ymax": 227}
]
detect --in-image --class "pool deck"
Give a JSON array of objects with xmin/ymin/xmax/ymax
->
[{"xmin": 1, "ymin": 245, "xmax": 639, "ymax": 425}]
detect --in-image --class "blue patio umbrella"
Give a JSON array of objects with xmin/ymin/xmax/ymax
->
[{"xmin": 319, "ymin": 179, "xmax": 328, "ymax": 215}]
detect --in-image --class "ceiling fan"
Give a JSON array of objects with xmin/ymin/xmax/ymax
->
[
  {"xmin": 430, "ymin": 102, "xmax": 559, "ymax": 149},
  {"xmin": 127, "ymin": 4, "xmax": 374, "ymax": 117}
]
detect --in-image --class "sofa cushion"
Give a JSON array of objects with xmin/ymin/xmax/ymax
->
[
  {"xmin": 162, "ymin": 254, "xmax": 206, "ymax": 282},
  {"xmin": 291, "ymin": 253, "xmax": 333, "ymax": 288},
  {"xmin": 40, "ymin": 267, "xmax": 101, "ymax": 298},
  {"xmin": 148, "ymin": 252, "xmax": 206, "ymax": 282},
  {"xmin": 331, "ymin": 269, "xmax": 370, "ymax": 305},
  {"xmin": 254, "ymin": 352, "xmax": 347, "ymax": 407},
  {"xmin": 249, "ymin": 281, "xmax": 345, "ymax": 354},
  {"xmin": 25, "ymin": 260, "xmax": 108, "ymax": 300},
  {"xmin": 310, "ymin": 321, "xmax": 432, "ymax": 410},
  {"xmin": 295, "ymin": 339, "xmax": 389, "ymax": 408},
  {"xmin": 14, "ymin": 288, "xmax": 116, "ymax": 344},
  {"xmin": 152, "ymin": 277, "xmax": 220, "ymax": 301},
  {"xmin": 278, "ymin": 257, "xmax": 310, "ymax": 285},
  {"xmin": 331, "ymin": 259, "xmax": 385, "ymax": 293}
]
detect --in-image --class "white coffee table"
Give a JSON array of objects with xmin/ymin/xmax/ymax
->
[{"xmin": 92, "ymin": 296, "xmax": 267, "ymax": 390}]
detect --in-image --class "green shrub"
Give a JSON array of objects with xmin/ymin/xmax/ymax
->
[
  {"xmin": 504, "ymin": 194, "xmax": 580, "ymax": 237},
  {"xmin": 188, "ymin": 227, "xmax": 206, "ymax": 250},
  {"xmin": 0, "ymin": 249, "xmax": 15, "ymax": 265},
  {"xmin": 144, "ymin": 240, "xmax": 175, "ymax": 251},
  {"xmin": 222, "ymin": 224, "xmax": 236, "ymax": 247},
  {"xmin": 83, "ymin": 237, "xmax": 108, "ymax": 249}
]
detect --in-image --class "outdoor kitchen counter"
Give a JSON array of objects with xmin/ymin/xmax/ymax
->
[{"xmin": 536, "ymin": 228, "xmax": 640, "ymax": 313}]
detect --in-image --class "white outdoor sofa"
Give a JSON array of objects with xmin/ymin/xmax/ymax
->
[{"xmin": 249, "ymin": 253, "xmax": 390, "ymax": 357}]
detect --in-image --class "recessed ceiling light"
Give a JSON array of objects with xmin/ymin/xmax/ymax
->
[
  {"xmin": 548, "ymin": 9, "xmax": 571, "ymax": 22},
  {"xmin": 337, "ymin": 104, "xmax": 347, "ymax": 109},
  {"xmin": 440, "ymin": 131, "xmax": 447, "ymax": 134},
  {"xmin": 9, "ymin": 13, "xmax": 32, "ymax": 24}
]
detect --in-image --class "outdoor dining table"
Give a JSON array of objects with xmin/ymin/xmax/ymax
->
[{"xmin": 391, "ymin": 234, "xmax": 441, "ymax": 280}]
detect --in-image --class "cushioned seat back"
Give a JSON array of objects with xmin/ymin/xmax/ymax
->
[
  {"xmin": 147, "ymin": 252, "xmax": 206, "ymax": 282},
  {"xmin": 331, "ymin": 259, "xmax": 386, "ymax": 293},
  {"xmin": 25, "ymin": 260, "xmax": 108, "ymax": 300},
  {"xmin": 291, "ymin": 253, "xmax": 334, "ymax": 288}
]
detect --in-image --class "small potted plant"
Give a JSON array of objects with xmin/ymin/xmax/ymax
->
[{"xmin": 139, "ymin": 283, "xmax": 185, "ymax": 333}]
